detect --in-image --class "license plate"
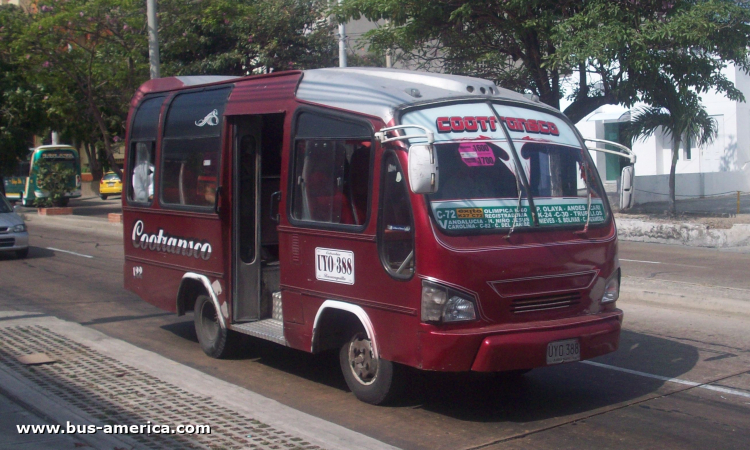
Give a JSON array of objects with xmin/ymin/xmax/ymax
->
[
  {"xmin": 108, "ymin": 183, "xmax": 115, "ymax": 186},
  {"xmin": 546, "ymin": 339, "xmax": 580, "ymax": 365}
]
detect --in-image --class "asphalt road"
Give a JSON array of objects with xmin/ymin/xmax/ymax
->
[{"xmin": 1, "ymin": 221, "xmax": 749, "ymax": 450}]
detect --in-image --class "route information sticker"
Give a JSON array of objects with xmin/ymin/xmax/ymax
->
[
  {"xmin": 432, "ymin": 199, "xmax": 606, "ymax": 231},
  {"xmin": 458, "ymin": 142, "xmax": 495, "ymax": 167}
]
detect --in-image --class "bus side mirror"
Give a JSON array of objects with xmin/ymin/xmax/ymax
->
[
  {"xmin": 620, "ymin": 165, "xmax": 635, "ymax": 210},
  {"xmin": 407, "ymin": 144, "xmax": 439, "ymax": 194}
]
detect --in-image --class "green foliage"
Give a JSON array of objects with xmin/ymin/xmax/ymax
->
[
  {"xmin": 32, "ymin": 160, "xmax": 76, "ymax": 207},
  {"xmin": 336, "ymin": 0, "xmax": 750, "ymax": 123},
  {"xmin": 158, "ymin": 0, "xmax": 337, "ymax": 75},
  {"xmin": 0, "ymin": 5, "xmax": 48, "ymax": 176}
]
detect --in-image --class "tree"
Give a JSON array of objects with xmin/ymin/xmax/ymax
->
[
  {"xmin": 0, "ymin": 5, "xmax": 49, "ymax": 191},
  {"xmin": 158, "ymin": 0, "xmax": 337, "ymax": 76},
  {"xmin": 625, "ymin": 84, "xmax": 717, "ymax": 216},
  {"xmin": 11, "ymin": 0, "xmax": 151, "ymax": 180},
  {"xmin": 335, "ymin": 1, "xmax": 750, "ymax": 123}
]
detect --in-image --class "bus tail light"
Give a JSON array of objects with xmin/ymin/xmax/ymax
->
[
  {"xmin": 601, "ymin": 270, "xmax": 620, "ymax": 304},
  {"xmin": 421, "ymin": 281, "xmax": 477, "ymax": 323}
]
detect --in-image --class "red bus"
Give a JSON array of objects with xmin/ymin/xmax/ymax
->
[{"xmin": 123, "ymin": 68, "xmax": 630, "ymax": 404}]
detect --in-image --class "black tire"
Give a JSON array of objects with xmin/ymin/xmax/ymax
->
[
  {"xmin": 339, "ymin": 331, "xmax": 403, "ymax": 405},
  {"xmin": 100, "ymin": 194, "xmax": 107, "ymax": 200},
  {"xmin": 15, "ymin": 248, "xmax": 29, "ymax": 259},
  {"xmin": 194, "ymin": 294, "xmax": 235, "ymax": 358},
  {"xmin": 59, "ymin": 198, "xmax": 69, "ymax": 207}
]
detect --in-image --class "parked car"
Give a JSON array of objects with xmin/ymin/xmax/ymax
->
[
  {"xmin": 0, "ymin": 192, "xmax": 29, "ymax": 258},
  {"xmin": 99, "ymin": 172, "xmax": 122, "ymax": 200}
]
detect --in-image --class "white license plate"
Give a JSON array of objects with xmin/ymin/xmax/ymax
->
[
  {"xmin": 546, "ymin": 339, "xmax": 580, "ymax": 364},
  {"xmin": 108, "ymin": 183, "xmax": 115, "ymax": 186}
]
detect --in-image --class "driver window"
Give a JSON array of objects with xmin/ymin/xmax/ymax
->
[{"xmin": 378, "ymin": 153, "xmax": 414, "ymax": 278}]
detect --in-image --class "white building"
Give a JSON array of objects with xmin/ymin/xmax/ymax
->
[{"xmin": 576, "ymin": 64, "xmax": 750, "ymax": 204}]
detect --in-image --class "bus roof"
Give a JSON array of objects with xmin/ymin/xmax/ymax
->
[
  {"xmin": 33, "ymin": 145, "xmax": 78, "ymax": 152},
  {"xmin": 133, "ymin": 68, "xmax": 547, "ymax": 124},
  {"xmin": 295, "ymin": 68, "xmax": 534, "ymax": 122}
]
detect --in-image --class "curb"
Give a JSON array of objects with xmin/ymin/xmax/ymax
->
[
  {"xmin": 621, "ymin": 276, "xmax": 750, "ymax": 317},
  {"xmin": 617, "ymin": 218, "xmax": 750, "ymax": 248},
  {"xmin": 0, "ymin": 312, "xmax": 398, "ymax": 450}
]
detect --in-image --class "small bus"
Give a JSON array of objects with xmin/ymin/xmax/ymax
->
[
  {"xmin": 3, "ymin": 145, "xmax": 82, "ymax": 206},
  {"xmin": 123, "ymin": 68, "xmax": 632, "ymax": 404}
]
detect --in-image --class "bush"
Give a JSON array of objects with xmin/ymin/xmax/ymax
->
[{"xmin": 33, "ymin": 160, "xmax": 76, "ymax": 207}]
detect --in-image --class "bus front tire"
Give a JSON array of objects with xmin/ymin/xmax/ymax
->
[
  {"xmin": 194, "ymin": 295, "xmax": 235, "ymax": 359},
  {"xmin": 100, "ymin": 194, "xmax": 107, "ymax": 200},
  {"xmin": 339, "ymin": 331, "xmax": 402, "ymax": 405}
]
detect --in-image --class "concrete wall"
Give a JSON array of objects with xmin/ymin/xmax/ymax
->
[{"xmin": 633, "ymin": 171, "xmax": 750, "ymax": 204}]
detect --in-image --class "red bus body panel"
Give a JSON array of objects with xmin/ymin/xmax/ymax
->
[{"xmin": 123, "ymin": 69, "xmax": 623, "ymax": 374}]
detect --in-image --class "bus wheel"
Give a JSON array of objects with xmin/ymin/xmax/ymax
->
[
  {"xmin": 15, "ymin": 248, "xmax": 28, "ymax": 259},
  {"xmin": 339, "ymin": 331, "xmax": 402, "ymax": 405},
  {"xmin": 194, "ymin": 295, "xmax": 233, "ymax": 358},
  {"xmin": 99, "ymin": 194, "xmax": 107, "ymax": 200}
]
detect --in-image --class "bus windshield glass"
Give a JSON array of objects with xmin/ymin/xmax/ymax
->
[
  {"xmin": 37, "ymin": 150, "xmax": 78, "ymax": 171},
  {"xmin": 400, "ymin": 102, "xmax": 608, "ymax": 233}
]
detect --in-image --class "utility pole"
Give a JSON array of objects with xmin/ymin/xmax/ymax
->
[
  {"xmin": 338, "ymin": 0, "xmax": 347, "ymax": 68},
  {"xmin": 385, "ymin": 19, "xmax": 392, "ymax": 68},
  {"xmin": 147, "ymin": 0, "xmax": 161, "ymax": 79}
]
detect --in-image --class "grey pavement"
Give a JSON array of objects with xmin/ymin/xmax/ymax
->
[{"xmin": 0, "ymin": 311, "xmax": 398, "ymax": 450}]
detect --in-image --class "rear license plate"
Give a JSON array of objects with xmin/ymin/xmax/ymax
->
[
  {"xmin": 546, "ymin": 339, "xmax": 580, "ymax": 365},
  {"xmin": 108, "ymin": 183, "xmax": 115, "ymax": 186}
]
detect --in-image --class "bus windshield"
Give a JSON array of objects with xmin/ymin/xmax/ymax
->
[{"xmin": 400, "ymin": 102, "xmax": 608, "ymax": 233}]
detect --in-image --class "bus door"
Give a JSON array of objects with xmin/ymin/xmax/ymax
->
[{"xmin": 232, "ymin": 115, "xmax": 283, "ymax": 323}]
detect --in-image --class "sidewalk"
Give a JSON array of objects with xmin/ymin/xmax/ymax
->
[{"xmin": 0, "ymin": 311, "xmax": 397, "ymax": 450}]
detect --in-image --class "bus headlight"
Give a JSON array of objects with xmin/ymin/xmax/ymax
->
[
  {"xmin": 421, "ymin": 280, "xmax": 477, "ymax": 323},
  {"xmin": 602, "ymin": 270, "xmax": 620, "ymax": 303}
]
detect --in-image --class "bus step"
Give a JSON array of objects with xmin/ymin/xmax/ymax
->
[{"xmin": 231, "ymin": 319, "xmax": 286, "ymax": 346}]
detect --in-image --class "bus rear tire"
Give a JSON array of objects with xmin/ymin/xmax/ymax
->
[
  {"xmin": 100, "ymin": 194, "xmax": 107, "ymax": 200},
  {"xmin": 339, "ymin": 331, "xmax": 402, "ymax": 405},
  {"xmin": 194, "ymin": 295, "xmax": 235, "ymax": 359}
]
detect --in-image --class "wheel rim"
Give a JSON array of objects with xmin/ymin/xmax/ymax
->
[
  {"xmin": 199, "ymin": 300, "xmax": 219, "ymax": 344},
  {"xmin": 348, "ymin": 333, "xmax": 378, "ymax": 385}
]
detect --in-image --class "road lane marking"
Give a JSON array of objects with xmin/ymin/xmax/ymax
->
[
  {"xmin": 620, "ymin": 258, "xmax": 707, "ymax": 268},
  {"xmin": 582, "ymin": 360, "xmax": 750, "ymax": 399},
  {"xmin": 47, "ymin": 247, "xmax": 94, "ymax": 259}
]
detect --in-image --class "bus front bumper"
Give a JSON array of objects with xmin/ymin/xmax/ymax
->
[{"xmin": 417, "ymin": 310, "xmax": 623, "ymax": 372}]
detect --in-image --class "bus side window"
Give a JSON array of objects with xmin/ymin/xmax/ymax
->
[
  {"xmin": 291, "ymin": 139, "xmax": 371, "ymax": 226},
  {"xmin": 129, "ymin": 142, "xmax": 154, "ymax": 203},
  {"xmin": 378, "ymin": 153, "xmax": 414, "ymax": 278}
]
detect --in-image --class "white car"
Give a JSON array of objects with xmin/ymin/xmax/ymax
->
[{"xmin": 0, "ymin": 192, "xmax": 29, "ymax": 258}]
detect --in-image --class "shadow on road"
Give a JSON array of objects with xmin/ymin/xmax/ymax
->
[
  {"xmin": 159, "ymin": 323, "xmax": 700, "ymax": 422},
  {"xmin": 0, "ymin": 246, "xmax": 55, "ymax": 261}
]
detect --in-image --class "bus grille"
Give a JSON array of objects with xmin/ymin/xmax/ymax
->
[
  {"xmin": 511, "ymin": 293, "xmax": 581, "ymax": 314},
  {"xmin": 0, "ymin": 237, "xmax": 15, "ymax": 248}
]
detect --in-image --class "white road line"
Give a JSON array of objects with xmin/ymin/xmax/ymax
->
[
  {"xmin": 582, "ymin": 360, "xmax": 750, "ymax": 399},
  {"xmin": 620, "ymin": 258, "xmax": 707, "ymax": 268},
  {"xmin": 47, "ymin": 247, "xmax": 94, "ymax": 259},
  {"xmin": 620, "ymin": 258, "xmax": 661, "ymax": 264}
]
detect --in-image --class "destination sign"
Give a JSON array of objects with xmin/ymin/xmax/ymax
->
[{"xmin": 433, "ymin": 199, "xmax": 605, "ymax": 231}]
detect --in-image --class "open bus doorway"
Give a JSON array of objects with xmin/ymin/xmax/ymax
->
[{"xmin": 231, "ymin": 114, "xmax": 284, "ymax": 326}]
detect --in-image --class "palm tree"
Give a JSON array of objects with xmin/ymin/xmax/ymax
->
[{"xmin": 625, "ymin": 84, "xmax": 717, "ymax": 216}]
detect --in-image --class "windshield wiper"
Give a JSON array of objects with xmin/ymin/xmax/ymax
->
[
  {"xmin": 504, "ymin": 178, "xmax": 524, "ymax": 240},
  {"xmin": 574, "ymin": 155, "xmax": 594, "ymax": 236},
  {"xmin": 489, "ymin": 103, "xmax": 539, "ymax": 228}
]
